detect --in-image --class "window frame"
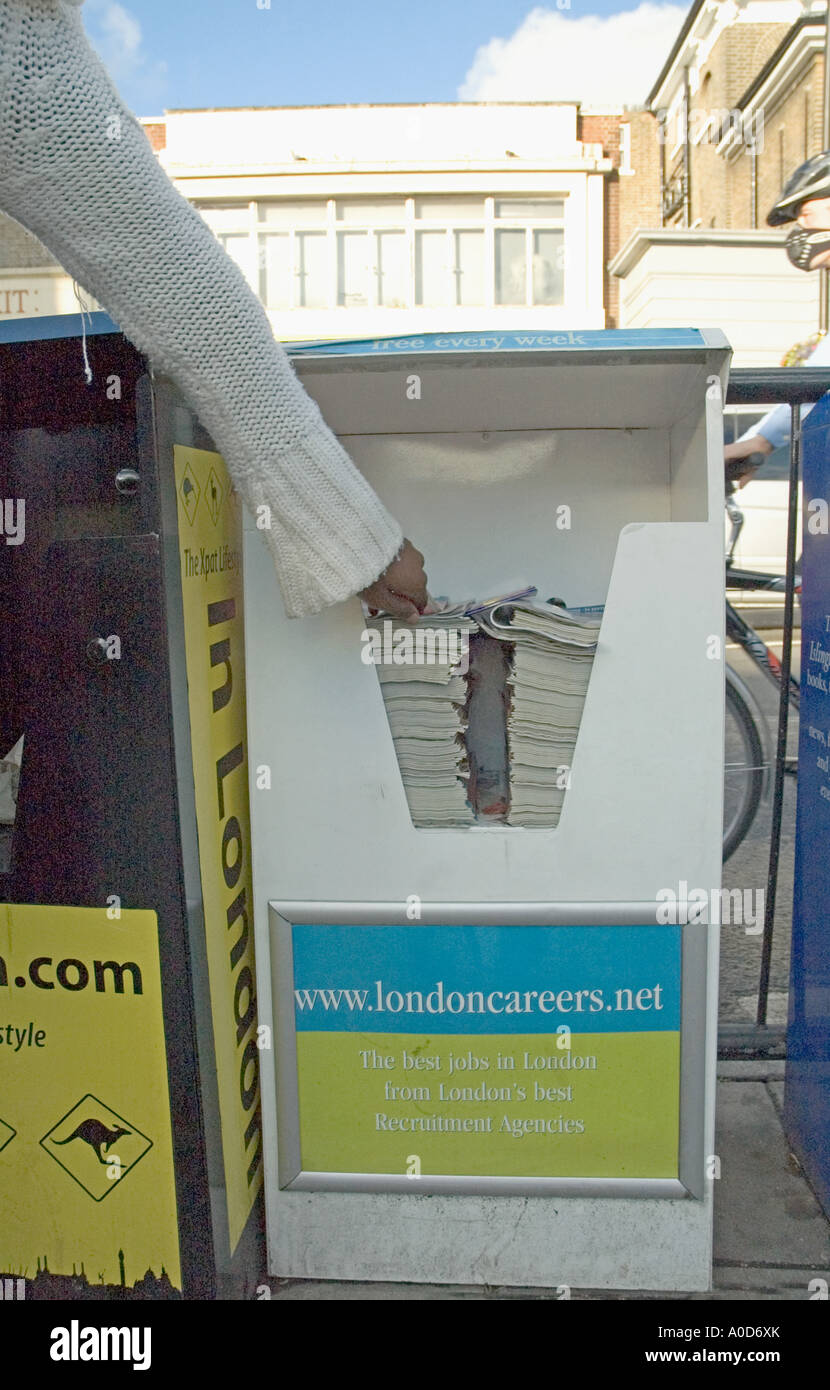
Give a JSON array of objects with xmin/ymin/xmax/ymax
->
[{"xmin": 199, "ymin": 193, "xmax": 568, "ymax": 311}]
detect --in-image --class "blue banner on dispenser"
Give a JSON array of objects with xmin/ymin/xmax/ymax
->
[
  {"xmin": 291, "ymin": 924, "xmax": 680, "ymax": 1034},
  {"xmin": 284, "ymin": 328, "xmax": 706, "ymax": 357}
]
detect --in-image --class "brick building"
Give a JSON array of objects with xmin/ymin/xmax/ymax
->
[
  {"xmin": 578, "ymin": 111, "xmax": 624, "ymax": 326},
  {"xmin": 642, "ymin": 0, "xmax": 826, "ymax": 231},
  {"xmin": 720, "ymin": 7, "xmax": 827, "ymax": 226},
  {"xmin": 613, "ymin": 0, "xmax": 827, "ymax": 360}
]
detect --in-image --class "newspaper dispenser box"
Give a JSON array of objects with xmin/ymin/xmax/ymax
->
[{"xmin": 244, "ymin": 328, "xmax": 729, "ymax": 1291}]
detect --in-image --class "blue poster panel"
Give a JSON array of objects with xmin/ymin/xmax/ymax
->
[{"xmin": 786, "ymin": 391, "xmax": 830, "ymax": 1216}]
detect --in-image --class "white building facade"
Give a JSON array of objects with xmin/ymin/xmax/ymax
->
[
  {"xmin": 0, "ymin": 103, "xmax": 613, "ymax": 341},
  {"xmin": 611, "ymin": 228, "xmax": 821, "ymax": 365}
]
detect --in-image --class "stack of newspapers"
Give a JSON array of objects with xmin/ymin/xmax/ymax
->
[
  {"xmin": 473, "ymin": 601, "xmax": 600, "ymax": 827},
  {"xmin": 365, "ymin": 592, "xmax": 601, "ymax": 828},
  {"xmin": 365, "ymin": 608, "xmax": 478, "ymax": 826}
]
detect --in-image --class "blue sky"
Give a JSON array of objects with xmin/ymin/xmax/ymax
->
[{"xmin": 81, "ymin": 0, "xmax": 690, "ymax": 115}]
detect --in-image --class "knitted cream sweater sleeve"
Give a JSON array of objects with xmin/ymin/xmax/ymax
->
[{"xmin": 0, "ymin": 0, "xmax": 405, "ymax": 618}]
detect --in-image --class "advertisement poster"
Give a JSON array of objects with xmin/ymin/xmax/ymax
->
[
  {"xmin": 787, "ymin": 395, "xmax": 830, "ymax": 1213},
  {"xmin": 292, "ymin": 923, "xmax": 680, "ymax": 1179},
  {"xmin": 174, "ymin": 445, "xmax": 262, "ymax": 1252},
  {"xmin": 0, "ymin": 904, "xmax": 181, "ymax": 1292}
]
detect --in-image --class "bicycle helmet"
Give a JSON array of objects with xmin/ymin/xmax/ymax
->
[{"xmin": 767, "ymin": 150, "xmax": 830, "ymax": 225}]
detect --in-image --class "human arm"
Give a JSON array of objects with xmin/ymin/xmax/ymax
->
[
  {"xmin": 724, "ymin": 431, "xmax": 775, "ymax": 486},
  {"xmin": 727, "ymin": 330, "xmax": 830, "ymax": 482},
  {"xmin": 0, "ymin": 0, "xmax": 425, "ymax": 619},
  {"xmin": 733, "ymin": 407, "xmax": 790, "ymax": 453}
]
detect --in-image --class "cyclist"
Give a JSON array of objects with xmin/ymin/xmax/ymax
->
[{"xmin": 724, "ymin": 150, "xmax": 830, "ymax": 484}]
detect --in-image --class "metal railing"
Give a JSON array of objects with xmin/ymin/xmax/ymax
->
[{"xmin": 719, "ymin": 367, "xmax": 830, "ymax": 1057}]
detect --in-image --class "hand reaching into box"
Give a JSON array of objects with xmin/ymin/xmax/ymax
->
[{"xmin": 361, "ymin": 540, "xmax": 429, "ymax": 623}]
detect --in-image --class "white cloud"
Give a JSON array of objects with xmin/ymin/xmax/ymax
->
[
  {"xmin": 458, "ymin": 4, "xmax": 688, "ymax": 109},
  {"xmin": 98, "ymin": 3, "xmax": 143, "ymax": 70},
  {"xmin": 85, "ymin": 1, "xmax": 142, "ymax": 76},
  {"xmin": 83, "ymin": 0, "xmax": 168, "ymax": 107}
]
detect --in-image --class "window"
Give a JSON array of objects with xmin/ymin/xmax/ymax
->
[
  {"xmin": 218, "ymin": 232, "xmax": 248, "ymax": 259},
  {"xmin": 495, "ymin": 227, "xmax": 564, "ymax": 306},
  {"xmin": 258, "ymin": 232, "xmax": 291, "ymax": 309},
  {"xmin": 200, "ymin": 205, "xmax": 248, "ymax": 233},
  {"xmin": 376, "ymin": 230, "xmax": 408, "ymax": 307},
  {"xmin": 495, "ymin": 228, "xmax": 526, "ymax": 304},
  {"xmin": 218, "ymin": 232, "xmax": 256, "ymax": 290},
  {"xmin": 297, "ymin": 232, "xmax": 327, "ymax": 308},
  {"xmin": 495, "ymin": 199, "xmax": 564, "ymax": 219},
  {"xmin": 255, "ymin": 203, "xmax": 333, "ymax": 308},
  {"xmin": 415, "ymin": 228, "xmax": 486, "ymax": 307},
  {"xmin": 532, "ymin": 229, "xmax": 564, "ymax": 305},
  {"xmin": 415, "ymin": 230, "xmax": 447, "ymax": 305},
  {"xmin": 494, "ymin": 200, "xmax": 565, "ymax": 306},
  {"xmin": 200, "ymin": 195, "xmax": 569, "ymax": 311},
  {"xmin": 334, "ymin": 205, "xmax": 409, "ymax": 306},
  {"xmin": 336, "ymin": 199, "xmax": 407, "ymax": 224},
  {"xmin": 337, "ymin": 232, "xmax": 369, "ymax": 307},
  {"xmin": 258, "ymin": 202, "xmax": 327, "ymax": 226},
  {"xmin": 415, "ymin": 197, "xmax": 485, "ymax": 220},
  {"xmin": 454, "ymin": 230, "xmax": 485, "ymax": 306}
]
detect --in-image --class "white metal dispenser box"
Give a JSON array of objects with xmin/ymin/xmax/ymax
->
[{"xmin": 243, "ymin": 328, "xmax": 728, "ymax": 1291}]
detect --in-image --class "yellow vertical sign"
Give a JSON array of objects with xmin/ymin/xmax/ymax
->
[
  {"xmin": 174, "ymin": 446, "xmax": 262, "ymax": 1253},
  {"xmin": 0, "ymin": 905, "xmax": 181, "ymax": 1291}
]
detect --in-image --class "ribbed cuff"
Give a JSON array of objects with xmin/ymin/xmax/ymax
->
[{"xmin": 259, "ymin": 519, "xmax": 405, "ymax": 619}]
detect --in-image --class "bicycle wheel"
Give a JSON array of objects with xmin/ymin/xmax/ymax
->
[{"xmin": 723, "ymin": 667, "xmax": 765, "ymax": 862}]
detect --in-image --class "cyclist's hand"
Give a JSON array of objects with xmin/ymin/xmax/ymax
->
[
  {"xmin": 360, "ymin": 539, "xmax": 428, "ymax": 623},
  {"xmin": 725, "ymin": 436, "xmax": 773, "ymax": 487}
]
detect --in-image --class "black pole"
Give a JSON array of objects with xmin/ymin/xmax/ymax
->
[
  {"xmin": 757, "ymin": 406, "xmax": 802, "ymax": 1023},
  {"xmin": 822, "ymin": 10, "xmax": 830, "ymax": 330}
]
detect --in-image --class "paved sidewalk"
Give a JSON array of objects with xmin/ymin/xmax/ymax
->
[{"xmin": 266, "ymin": 1061, "xmax": 830, "ymax": 1301}]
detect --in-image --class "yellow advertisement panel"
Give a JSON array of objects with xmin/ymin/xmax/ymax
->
[
  {"xmin": 290, "ymin": 923, "xmax": 681, "ymax": 1182},
  {"xmin": 174, "ymin": 446, "xmax": 262, "ymax": 1253},
  {"xmin": 0, "ymin": 904, "xmax": 181, "ymax": 1291},
  {"xmin": 298, "ymin": 1031, "xmax": 678, "ymax": 1177}
]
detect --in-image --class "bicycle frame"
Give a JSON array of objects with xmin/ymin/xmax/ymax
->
[{"xmin": 726, "ymin": 599, "xmax": 801, "ymax": 711}]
